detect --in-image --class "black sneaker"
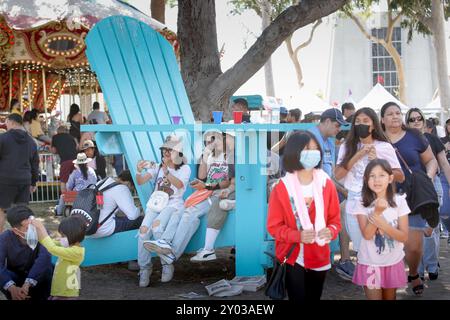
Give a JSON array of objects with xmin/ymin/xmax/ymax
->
[{"xmin": 429, "ymin": 271, "xmax": 438, "ymax": 281}]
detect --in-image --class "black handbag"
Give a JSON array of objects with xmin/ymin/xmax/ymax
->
[{"xmin": 264, "ymin": 244, "xmax": 296, "ymax": 300}]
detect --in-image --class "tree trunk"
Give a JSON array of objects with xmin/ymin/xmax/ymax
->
[
  {"xmin": 384, "ymin": 42, "xmax": 406, "ymax": 103},
  {"xmin": 285, "ymin": 35, "xmax": 304, "ymax": 89},
  {"xmin": 431, "ymin": 0, "xmax": 450, "ymax": 121},
  {"xmin": 178, "ymin": 0, "xmax": 222, "ymax": 121},
  {"xmin": 151, "ymin": 0, "xmax": 166, "ymax": 24},
  {"xmin": 261, "ymin": 0, "xmax": 276, "ymax": 97},
  {"xmin": 178, "ymin": 0, "xmax": 348, "ymax": 121}
]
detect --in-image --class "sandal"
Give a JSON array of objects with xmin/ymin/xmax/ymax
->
[{"xmin": 408, "ymin": 274, "xmax": 424, "ymax": 295}]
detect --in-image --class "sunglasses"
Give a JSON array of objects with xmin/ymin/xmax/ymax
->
[{"xmin": 408, "ymin": 116, "xmax": 424, "ymax": 123}]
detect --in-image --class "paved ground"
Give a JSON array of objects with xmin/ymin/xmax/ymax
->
[{"xmin": 2, "ymin": 202, "xmax": 450, "ymax": 300}]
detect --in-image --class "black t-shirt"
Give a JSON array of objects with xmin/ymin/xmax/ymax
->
[
  {"xmin": 441, "ymin": 136, "xmax": 450, "ymax": 162},
  {"xmin": 51, "ymin": 133, "xmax": 77, "ymax": 162},
  {"xmin": 425, "ymin": 132, "xmax": 445, "ymax": 158}
]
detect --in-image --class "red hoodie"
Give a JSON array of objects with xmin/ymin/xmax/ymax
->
[{"xmin": 267, "ymin": 178, "xmax": 341, "ymax": 269}]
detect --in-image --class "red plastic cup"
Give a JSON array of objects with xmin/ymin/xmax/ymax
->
[{"xmin": 233, "ymin": 111, "xmax": 243, "ymax": 124}]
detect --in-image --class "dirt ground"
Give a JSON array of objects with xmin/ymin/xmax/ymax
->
[{"xmin": 2, "ymin": 202, "xmax": 450, "ymax": 300}]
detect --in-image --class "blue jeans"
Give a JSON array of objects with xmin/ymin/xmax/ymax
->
[
  {"xmin": 170, "ymin": 196, "xmax": 214, "ymax": 260},
  {"xmin": 345, "ymin": 191, "xmax": 362, "ymax": 252},
  {"xmin": 138, "ymin": 206, "xmax": 182, "ymax": 270},
  {"xmin": 113, "ymin": 216, "xmax": 144, "ymax": 234},
  {"xmin": 419, "ymin": 176, "xmax": 443, "ymax": 275}
]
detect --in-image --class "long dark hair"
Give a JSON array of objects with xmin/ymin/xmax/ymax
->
[
  {"xmin": 67, "ymin": 103, "xmax": 80, "ymax": 122},
  {"xmin": 362, "ymin": 159, "xmax": 397, "ymax": 208},
  {"xmin": 79, "ymin": 163, "xmax": 89, "ymax": 180},
  {"xmin": 283, "ymin": 131, "xmax": 323, "ymax": 173},
  {"xmin": 380, "ymin": 102, "xmax": 407, "ymax": 131},
  {"xmin": 340, "ymin": 108, "xmax": 388, "ymax": 168}
]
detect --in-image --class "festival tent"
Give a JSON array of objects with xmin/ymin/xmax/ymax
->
[
  {"xmin": 284, "ymin": 89, "xmax": 331, "ymax": 114},
  {"xmin": 423, "ymin": 97, "xmax": 443, "ymax": 115},
  {"xmin": 357, "ymin": 83, "xmax": 409, "ymax": 112}
]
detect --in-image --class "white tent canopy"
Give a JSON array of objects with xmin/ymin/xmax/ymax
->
[
  {"xmin": 357, "ymin": 83, "xmax": 409, "ymax": 112},
  {"xmin": 423, "ymin": 97, "xmax": 442, "ymax": 115},
  {"xmin": 284, "ymin": 89, "xmax": 330, "ymax": 114}
]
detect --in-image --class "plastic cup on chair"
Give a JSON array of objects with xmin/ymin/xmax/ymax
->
[
  {"xmin": 212, "ymin": 111, "xmax": 223, "ymax": 124},
  {"xmin": 233, "ymin": 111, "xmax": 243, "ymax": 124},
  {"xmin": 171, "ymin": 115, "xmax": 182, "ymax": 124}
]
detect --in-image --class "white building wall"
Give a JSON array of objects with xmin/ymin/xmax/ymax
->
[{"xmin": 329, "ymin": 14, "xmax": 436, "ymax": 109}]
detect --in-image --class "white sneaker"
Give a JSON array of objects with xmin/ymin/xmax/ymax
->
[
  {"xmin": 143, "ymin": 239, "xmax": 172, "ymax": 255},
  {"xmin": 161, "ymin": 264, "xmax": 174, "ymax": 283},
  {"xmin": 190, "ymin": 249, "xmax": 217, "ymax": 262},
  {"xmin": 139, "ymin": 268, "xmax": 152, "ymax": 287},
  {"xmin": 158, "ymin": 252, "xmax": 176, "ymax": 265},
  {"xmin": 219, "ymin": 199, "xmax": 235, "ymax": 211}
]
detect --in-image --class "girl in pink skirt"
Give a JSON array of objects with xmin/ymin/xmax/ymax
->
[{"xmin": 351, "ymin": 159, "xmax": 409, "ymax": 300}]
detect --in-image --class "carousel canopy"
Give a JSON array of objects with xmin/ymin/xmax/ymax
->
[
  {"xmin": 0, "ymin": 0, "xmax": 178, "ymax": 112},
  {"xmin": 0, "ymin": 0, "xmax": 165, "ymax": 31}
]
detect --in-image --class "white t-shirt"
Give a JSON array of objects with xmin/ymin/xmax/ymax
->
[
  {"xmin": 351, "ymin": 195, "xmax": 410, "ymax": 267},
  {"xmin": 146, "ymin": 164, "xmax": 191, "ymax": 209},
  {"xmin": 337, "ymin": 140, "xmax": 401, "ymax": 193},
  {"xmin": 90, "ymin": 178, "xmax": 141, "ymax": 238},
  {"xmin": 295, "ymin": 183, "xmax": 331, "ymax": 271}
]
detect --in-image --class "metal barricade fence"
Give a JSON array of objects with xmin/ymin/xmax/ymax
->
[{"xmin": 30, "ymin": 152, "xmax": 61, "ymax": 203}]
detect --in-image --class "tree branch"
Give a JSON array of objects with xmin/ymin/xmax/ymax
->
[
  {"xmin": 212, "ymin": 0, "xmax": 349, "ymax": 98},
  {"xmin": 295, "ymin": 19, "xmax": 322, "ymax": 55},
  {"xmin": 347, "ymin": 11, "xmax": 385, "ymax": 45}
]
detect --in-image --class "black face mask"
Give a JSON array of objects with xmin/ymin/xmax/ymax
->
[{"xmin": 354, "ymin": 124, "xmax": 371, "ymax": 139}]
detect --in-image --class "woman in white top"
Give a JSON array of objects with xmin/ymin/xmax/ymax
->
[
  {"xmin": 335, "ymin": 107, "xmax": 404, "ymax": 253},
  {"xmin": 135, "ymin": 135, "xmax": 191, "ymax": 287}
]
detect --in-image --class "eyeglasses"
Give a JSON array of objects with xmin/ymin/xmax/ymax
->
[
  {"xmin": 162, "ymin": 148, "xmax": 173, "ymax": 153},
  {"xmin": 408, "ymin": 116, "xmax": 424, "ymax": 123}
]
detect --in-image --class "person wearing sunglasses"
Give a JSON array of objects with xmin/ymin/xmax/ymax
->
[
  {"xmin": 380, "ymin": 102, "xmax": 438, "ymax": 296},
  {"xmin": 405, "ymin": 108, "xmax": 450, "ymax": 282}
]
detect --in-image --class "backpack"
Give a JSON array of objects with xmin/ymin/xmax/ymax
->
[{"xmin": 70, "ymin": 178, "xmax": 121, "ymax": 235}]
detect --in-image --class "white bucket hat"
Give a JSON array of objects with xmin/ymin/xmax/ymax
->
[{"xmin": 73, "ymin": 152, "xmax": 92, "ymax": 165}]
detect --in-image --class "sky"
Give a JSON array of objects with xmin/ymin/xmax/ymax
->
[
  {"xmin": 128, "ymin": 0, "xmax": 334, "ymax": 105},
  {"xmin": 127, "ymin": 0, "xmax": 450, "ymax": 106}
]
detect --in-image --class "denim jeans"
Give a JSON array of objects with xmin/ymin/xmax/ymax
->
[
  {"xmin": 419, "ymin": 176, "xmax": 443, "ymax": 275},
  {"xmin": 170, "ymin": 196, "xmax": 214, "ymax": 260},
  {"xmin": 345, "ymin": 191, "xmax": 362, "ymax": 252},
  {"xmin": 137, "ymin": 206, "xmax": 181, "ymax": 270}
]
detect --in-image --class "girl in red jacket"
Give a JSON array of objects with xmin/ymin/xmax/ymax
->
[{"xmin": 267, "ymin": 131, "xmax": 341, "ymax": 301}]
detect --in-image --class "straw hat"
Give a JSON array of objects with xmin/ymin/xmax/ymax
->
[{"xmin": 73, "ymin": 153, "xmax": 92, "ymax": 165}]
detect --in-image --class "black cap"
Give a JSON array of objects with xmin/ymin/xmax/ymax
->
[
  {"xmin": 320, "ymin": 108, "xmax": 349, "ymax": 126},
  {"xmin": 6, "ymin": 205, "xmax": 34, "ymax": 228}
]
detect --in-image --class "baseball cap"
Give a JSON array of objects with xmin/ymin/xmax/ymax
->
[
  {"xmin": 320, "ymin": 108, "xmax": 349, "ymax": 126},
  {"xmin": 279, "ymin": 107, "xmax": 288, "ymax": 115},
  {"xmin": 80, "ymin": 140, "xmax": 95, "ymax": 150}
]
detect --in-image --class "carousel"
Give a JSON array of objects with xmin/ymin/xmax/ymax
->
[{"xmin": 0, "ymin": 0, "xmax": 179, "ymax": 123}]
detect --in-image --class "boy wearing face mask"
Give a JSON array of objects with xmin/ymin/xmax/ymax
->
[
  {"xmin": 0, "ymin": 206, "xmax": 53, "ymax": 300},
  {"xmin": 335, "ymin": 108, "xmax": 404, "ymax": 253}
]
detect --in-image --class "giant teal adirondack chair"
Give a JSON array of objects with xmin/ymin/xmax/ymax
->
[{"xmin": 79, "ymin": 16, "xmax": 339, "ymax": 276}]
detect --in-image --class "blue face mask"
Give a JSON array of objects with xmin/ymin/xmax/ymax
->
[{"xmin": 300, "ymin": 150, "xmax": 321, "ymax": 170}]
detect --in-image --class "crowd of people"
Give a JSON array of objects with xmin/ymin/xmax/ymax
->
[{"xmin": 0, "ymin": 97, "xmax": 449, "ymax": 301}]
